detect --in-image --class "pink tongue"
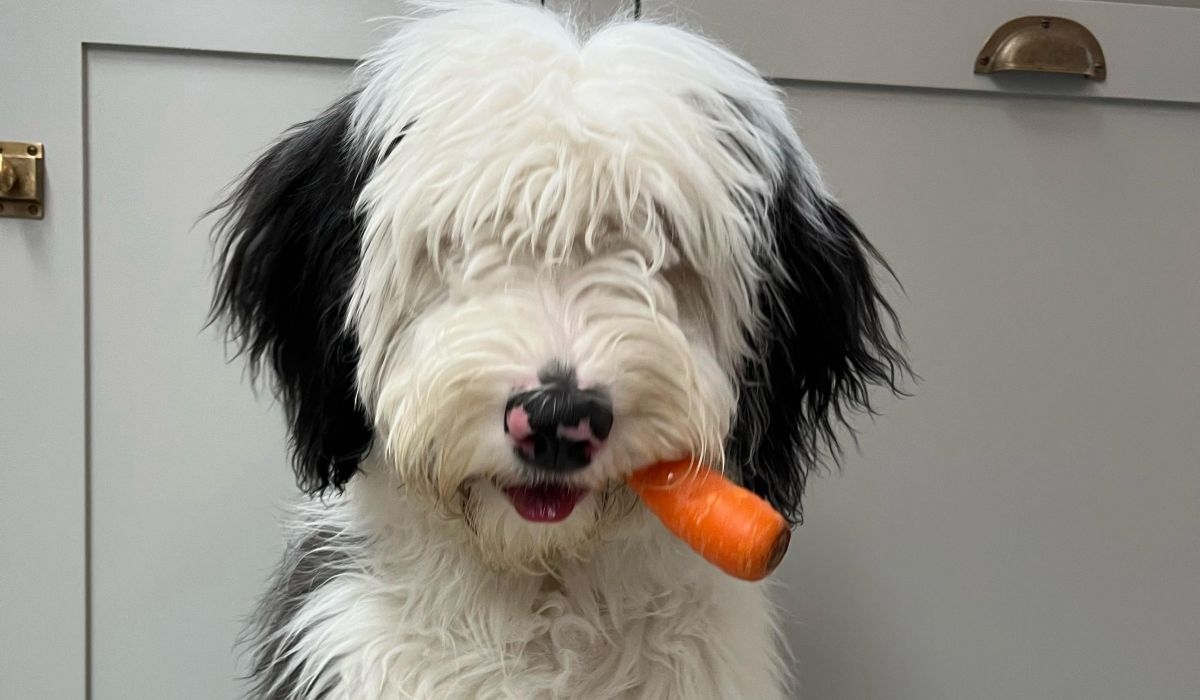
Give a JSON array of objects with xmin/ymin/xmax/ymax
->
[{"xmin": 503, "ymin": 484, "xmax": 585, "ymax": 523}]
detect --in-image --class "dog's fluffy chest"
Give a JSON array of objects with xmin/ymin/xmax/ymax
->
[{"xmin": 252, "ymin": 489, "xmax": 784, "ymax": 699}]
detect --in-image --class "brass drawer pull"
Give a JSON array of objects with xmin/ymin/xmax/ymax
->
[{"xmin": 976, "ymin": 17, "xmax": 1106, "ymax": 81}]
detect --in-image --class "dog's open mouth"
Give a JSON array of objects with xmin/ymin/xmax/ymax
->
[{"xmin": 502, "ymin": 483, "xmax": 586, "ymax": 523}]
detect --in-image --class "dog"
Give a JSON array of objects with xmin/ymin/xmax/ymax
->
[{"xmin": 211, "ymin": 2, "xmax": 904, "ymax": 697}]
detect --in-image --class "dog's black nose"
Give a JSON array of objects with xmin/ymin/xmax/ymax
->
[{"xmin": 504, "ymin": 368, "xmax": 612, "ymax": 473}]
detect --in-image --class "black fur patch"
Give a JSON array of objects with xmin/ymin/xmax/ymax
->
[
  {"xmin": 242, "ymin": 525, "xmax": 362, "ymax": 698},
  {"xmin": 211, "ymin": 95, "xmax": 374, "ymax": 495},
  {"xmin": 729, "ymin": 145, "xmax": 908, "ymax": 525}
]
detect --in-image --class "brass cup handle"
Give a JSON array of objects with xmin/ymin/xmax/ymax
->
[{"xmin": 976, "ymin": 17, "xmax": 1106, "ymax": 80}]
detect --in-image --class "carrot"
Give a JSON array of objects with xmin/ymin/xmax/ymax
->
[{"xmin": 626, "ymin": 458, "xmax": 791, "ymax": 581}]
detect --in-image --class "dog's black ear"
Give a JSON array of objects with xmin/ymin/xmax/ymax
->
[
  {"xmin": 729, "ymin": 148, "xmax": 908, "ymax": 525},
  {"xmin": 211, "ymin": 94, "xmax": 373, "ymax": 495}
]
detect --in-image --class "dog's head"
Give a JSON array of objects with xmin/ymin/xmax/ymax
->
[{"xmin": 212, "ymin": 1, "xmax": 904, "ymax": 571}]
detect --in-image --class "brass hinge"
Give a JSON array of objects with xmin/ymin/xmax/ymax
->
[{"xmin": 0, "ymin": 141, "xmax": 45, "ymax": 219}]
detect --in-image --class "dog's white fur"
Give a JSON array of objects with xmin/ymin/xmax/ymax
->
[
  {"xmin": 349, "ymin": 1, "xmax": 808, "ymax": 574},
  {"xmin": 267, "ymin": 458, "xmax": 783, "ymax": 699},
  {"xmin": 215, "ymin": 2, "xmax": 902, "ymax": 697},
  {"xmin": 291, "ymin": 6, "xmax": 788, "ymax": 695}
]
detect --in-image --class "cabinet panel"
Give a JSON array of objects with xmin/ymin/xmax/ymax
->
[
  {"xmin": 773, "ymin": 81, "xmax": 1200, "ymax": 699},
  {"xmin": 87, "ymin": 47, "xmax": 350, "ymax": 699}
]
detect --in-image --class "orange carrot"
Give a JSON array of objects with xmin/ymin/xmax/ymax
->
[{"xmin": 626, "ymin": 458, "xmax": 791, "ymax": 581}]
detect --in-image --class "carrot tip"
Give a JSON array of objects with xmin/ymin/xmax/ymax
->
[{"xmin": 764, "ymin": 528, "xmax": 791, "ymax": 577}]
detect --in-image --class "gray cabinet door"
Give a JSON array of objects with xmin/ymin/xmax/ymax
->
[
  {"xmin": 3, "ymin": 1, "xmax": 1197, "ymax": 698},
  {"xmin": 668, "ymin": 1, "xmax": 1200, "ymax": 698}
]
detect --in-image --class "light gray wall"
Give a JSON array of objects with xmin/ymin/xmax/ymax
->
[
  {"xmin": 12, "ymin": 1, "xmax": 1196, "ymax": 697},
  {"xmin": 87, "ymin": 47, "xmax": 349, "ymax": 699},
  {"xmin": 771, "ymin": 81, "xmax": 1200, "ymax": 699}
]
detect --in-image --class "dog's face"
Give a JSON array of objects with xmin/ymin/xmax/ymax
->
[{"xmin": 213, "ymin": 3, "xmax": 903, "ymax": 571}]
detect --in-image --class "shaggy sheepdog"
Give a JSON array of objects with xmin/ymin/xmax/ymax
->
[{"xmin": 212, "ymin": 1, "xmax": 904, "ymax": 697}]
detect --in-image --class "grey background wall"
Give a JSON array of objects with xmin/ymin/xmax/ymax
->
[
  {"xmin": 86, "ymin": 48, "xmax": 345, "ymax": 697},
  {"xmin": 3, "ymin": 1, "xmax": 1198, "ymax": 698},
  {"xmin": 772, "ymin": 81, "xmax": 1199, "ymax": 698}
]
